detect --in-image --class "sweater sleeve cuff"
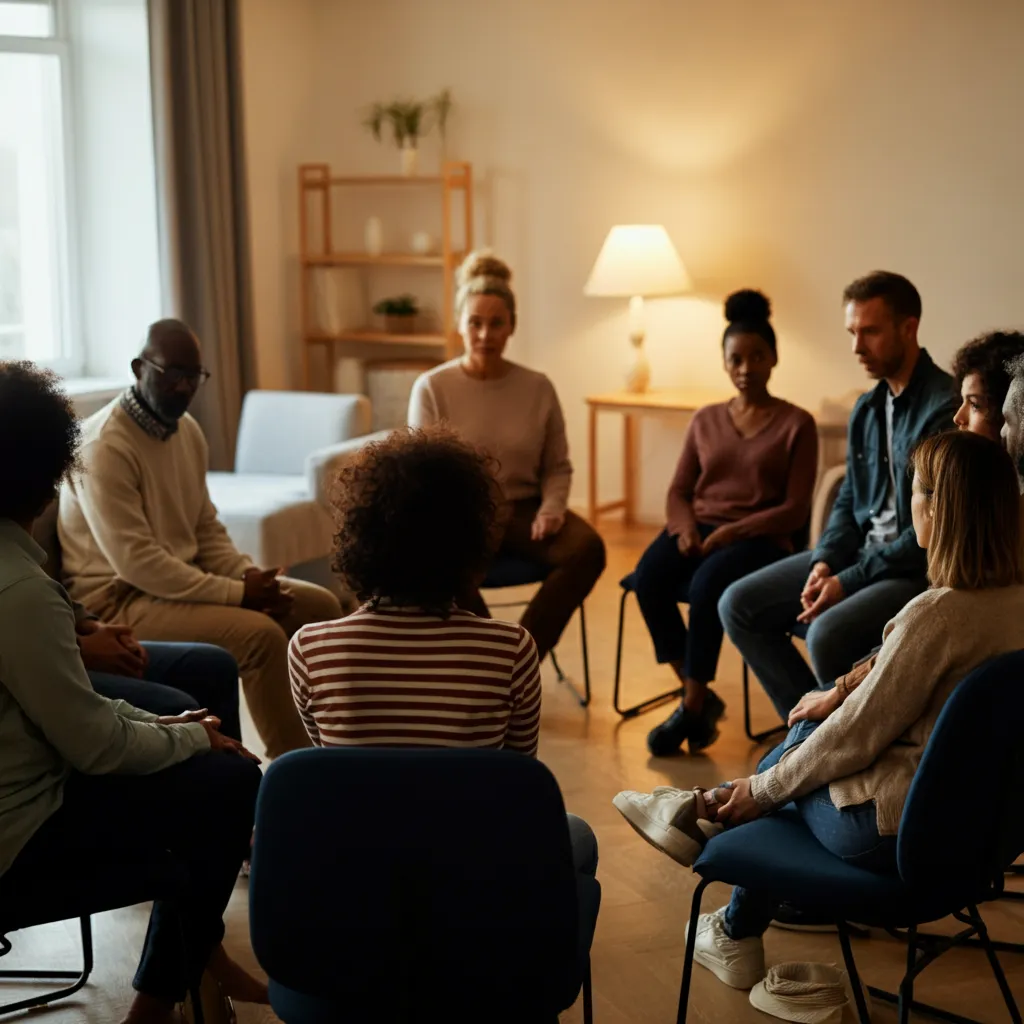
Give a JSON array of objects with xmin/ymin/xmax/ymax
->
[
  {"xmin": 835, "ymin": 564, "xmax": 867, "ymax": 596},
  {"xmin": 225, "ymin": 579, "xmax": 246, "ymax": 606},
  {"xmin": 750, "ymin": 768, "xmax": 785, "ymax": 812},
  {"xmin": 184, "ymin": 721, "xmax": 212, "ymax": 753}
]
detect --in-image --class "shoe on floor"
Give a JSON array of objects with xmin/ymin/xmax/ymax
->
[
  {"xmin": 612, "ymin": 786, "xmax": 722, "ymax": 866},
  {"xmin": 689, "ymin": 906, "xmax": 766, "ymax": 990},
  {"xmin": 646, "ymin": 690, "xmax": 726, "ymax": 756},
  {"xmin": 770, "ymin": 902, "xmax": 838, "ymax": 933}
]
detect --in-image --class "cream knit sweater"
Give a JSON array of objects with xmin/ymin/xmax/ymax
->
[
  {"xmin": 751, "ymin": 584, "xmax": 1024, "ymax": 834},
  {"xmin": 59, "ymin": 398, "xmax": 254, "ymax": 610},
  {"xmin": 408, "ymin": 359, "xmax": 572, "ymax": 516}
]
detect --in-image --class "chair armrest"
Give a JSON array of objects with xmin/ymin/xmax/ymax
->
[
  {"xmin": 305, "ymin": 430, "xmax": 392, "ymax": 508},
  {"xmin": 810, "ymin": 464, "xmax": 846, "ymax": 549}
]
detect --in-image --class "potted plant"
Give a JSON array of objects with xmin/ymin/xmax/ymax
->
[
  {"xmin": 373, "ymin": 294, "xmax": 419, "ymax": 334},
  {"xmin": 363, "ymin": 90, "xmax": 452, "ymax": 176}
]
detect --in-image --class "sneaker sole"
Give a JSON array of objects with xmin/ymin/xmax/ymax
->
[
  {"xmin": 692, "ymin": 947, "xmax": 764, "ymax": 990},
  {"xmin": 612, "ymin": 793, "xmax": 709, "ymax": 867}
]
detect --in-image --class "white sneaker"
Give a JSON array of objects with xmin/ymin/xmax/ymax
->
[
  {"xmin": 690, "ymin": 906, "xmax": 766, "ymax": 990},
  {"xmin": 612, "ymin": 786, "xmax": 722, "ymax": 866}
]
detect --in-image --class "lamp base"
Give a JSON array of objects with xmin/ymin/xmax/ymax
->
[{"xmin": 625, "ymin": 335, "xmax": 650, "ymax": 394}]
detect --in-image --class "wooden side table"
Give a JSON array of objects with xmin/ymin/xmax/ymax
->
[{"xmin": 585, "ymin": 389, "xmax": 849, "ymax": 524}]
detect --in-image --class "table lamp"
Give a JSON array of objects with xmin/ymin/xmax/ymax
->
[{"xmin": 583, "ymin": 224, "xmax": 692, "ymax": 393}]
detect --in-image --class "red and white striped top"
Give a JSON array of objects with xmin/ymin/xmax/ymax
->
[{"xmin": 288, "ymin": 605, "xmax": 542, "ymax": 755}]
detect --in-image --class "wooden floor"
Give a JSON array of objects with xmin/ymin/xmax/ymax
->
[{"xmin": 3, "ymin": 522, "xmax": 1022, "ymax": 1022}]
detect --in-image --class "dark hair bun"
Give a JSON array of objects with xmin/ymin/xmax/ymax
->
[{"xmin": 724, "ymin": 289, "xmax": 771, "ymax": 325}]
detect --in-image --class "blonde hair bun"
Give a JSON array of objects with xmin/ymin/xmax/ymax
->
[{"xmin": 456, "ymin": 250, "xmax": 512, "ymax": 289}]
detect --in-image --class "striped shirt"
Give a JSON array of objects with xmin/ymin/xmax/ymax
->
[{"xmin": 287, "ymin": 605, "xmax": 542, "ymax": 755}]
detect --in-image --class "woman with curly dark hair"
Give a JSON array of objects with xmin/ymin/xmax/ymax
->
[
  {"xmin": 951, "ymin": 330, "xmax": 1024, "ymax": 440},
  {"xmin": 0, "ymin": 362, "xmax": 267, "ymax": 1024},
  {"xmin": 289, "ymin": 426, "xmax": 541, "ymax": 752}
]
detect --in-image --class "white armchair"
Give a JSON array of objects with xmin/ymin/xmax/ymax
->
[{"xmin": 206, "ymin": 390, "xmax": 373, "ymax": 570}]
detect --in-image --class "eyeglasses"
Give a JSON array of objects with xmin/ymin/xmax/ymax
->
[{"xmin": 141, "ymin": 357, "xmax": 212, "ymax": 386}]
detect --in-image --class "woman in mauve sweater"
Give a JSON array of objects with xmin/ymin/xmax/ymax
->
[
  {"xmin": 408, "ymin": 251, "xmax": 606, "ymax": 661},
  {"xmin": 615, "ymin": 430, "xmax": 1024, "ymax": 993},
  {"xmin": 640, "ymin": 291, "xmax": 818, "ymax": 757}
]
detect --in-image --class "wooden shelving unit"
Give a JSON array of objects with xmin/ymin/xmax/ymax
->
[{"xmin": 298, "ymin": 161, "xmax": 473, "ymax": 389}]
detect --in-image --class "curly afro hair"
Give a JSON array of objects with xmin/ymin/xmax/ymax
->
[
  {"xmin": 951, "ymin": 331, "xmax": 1024, "ymax": 426},
  {"xmin": 0, "ymin": 361, "xmax": 81, "ymax": 522},
  {"xmin": 330, "ymin": 427, "xmax": 501, "ymax": 613}
]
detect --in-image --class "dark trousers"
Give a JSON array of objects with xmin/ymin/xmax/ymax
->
[
  {"xmin": 461, "ymin": 500, "xmax": 606, "ymax": 659},
  {"xmin": 88, "ymin": 642, "xmax": 242, "ymax": 741},
  {"xmin": 3, "ymin": 753, "xmax": 261, "ymax": 1003},
  {"xmin": 633, "ymin": 526, "xmax": 786, "ymax": 684},
  {"xmin": 723, "ymin": 720, "xmax": 897, "ymax": 939}
]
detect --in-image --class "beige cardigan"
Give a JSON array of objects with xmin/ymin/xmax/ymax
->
[{"xmin": 751, "ymin": 584, "xmax": 1024, "ymax": 834}]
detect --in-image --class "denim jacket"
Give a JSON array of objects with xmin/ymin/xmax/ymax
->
[{"xmin": 812, "ymin": 348, "xmax": 958, "ymax": 595}]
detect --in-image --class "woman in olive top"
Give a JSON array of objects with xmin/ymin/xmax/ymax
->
[
  {"xmin": 0, "ymin": 363, "xmax": 266, "ymax": 1024},
  {"xmin": 408, "ymin": 251, "xmax": 606, "ymax": 662},
  {"xmin": 641, "ymin": 291, "xmax": 818, "ymax": 756}
]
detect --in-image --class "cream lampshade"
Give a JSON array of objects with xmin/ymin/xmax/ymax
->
[{"xmin": 584, "ymin": 225, "xmax": 692, "ymax": 393}]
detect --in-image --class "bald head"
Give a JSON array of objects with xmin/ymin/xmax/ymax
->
[{"xmin": 132, "ymin": 319, "xmax": 207, "ymax": 423}]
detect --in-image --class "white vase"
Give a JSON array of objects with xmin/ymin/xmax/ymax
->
[
  {"xmin": 364, "ymin": 216, "xmax": 383, "ymax": 256},
  {"xmin": 400, "ymin": 142, "xmax": 419, "ymax": 177},
  {"xmin": 410, "ymin": 231, "xmax": 434, "ymax": 255}
]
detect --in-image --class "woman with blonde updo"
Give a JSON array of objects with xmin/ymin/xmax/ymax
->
[{"xmin": 408, "ymin": 251, "xmax": 606, "ymax": 660}]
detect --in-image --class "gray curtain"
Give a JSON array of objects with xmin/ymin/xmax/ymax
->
[{"xmin": 149, "ymin": 0, "xmax": 256, "ymax": 470}]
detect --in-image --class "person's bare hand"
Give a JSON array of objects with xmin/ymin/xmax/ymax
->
[
  {"xmin": 796, "ymin": 575, "xmax": 844, "ymax": 625},
  {"xmin": 714, "ymin": 777, "xmax": 763, "ymax": 826},
  {"xmin": 788, "ymin": 687, "xmax": 842, "ymax": 727},
  {"xmin": 156, "ymin": 708, "xmax": 220, "ymax": 727},
  {"xmin": 700, "ymin": 525, "xmax": 740, "ymax": 557},
  {"xmin": 199, "ymin": 719, "xmax": 261, "ymax": 763},
  {"xmin": 77, "ymin": 623, "xmax": 146, "ymax": 678},
  {"xmin": 676, "ymin": 528, "xmax": 702, "ymax": 558},
  {"xmin": 531, "ymin": 512, "xmax": 565, "ymax": 542},
  {"xmin": 242, "ymin": 567, "xmax": 293, "ymax": 617},
  {"xmin": 800, "ymin": 561, "xmax": 832, "ymax": 609}
]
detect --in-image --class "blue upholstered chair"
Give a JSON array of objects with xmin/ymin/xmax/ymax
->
[
  {"xmin": 250, "ymin": 748, "xmax": 599, "ymax": 1024},
  {"xmin": 676, "ymin": 650, "xmax": 1024, "ymax": 1024},
  {"xmin": 0, "ymin": 855, "xmax": 203, "ymax": 1019},
  {"xmin": 482, "ymin": 556, "xmax": 591, "ymax": 707}
]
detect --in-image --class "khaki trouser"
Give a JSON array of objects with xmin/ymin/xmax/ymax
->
[
  {"xmin": 460, "ymin": 499, "xmax": 607, "ymax": 659},
  {"xmin": 98, "ymin": 578, "xmax": 343, "ymax": 759}
]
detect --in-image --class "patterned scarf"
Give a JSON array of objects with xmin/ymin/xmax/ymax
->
[{"xmin": 119, "ymin": 387, "xmax": 178, "ymax": 441}]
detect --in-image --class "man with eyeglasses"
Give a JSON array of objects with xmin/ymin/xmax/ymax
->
[{"xmin": 58, "ymin": 319, "xmax": 343, "ymax": 759}]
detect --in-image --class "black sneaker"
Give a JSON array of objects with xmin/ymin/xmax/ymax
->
[
  {"xmin": 646, "ymin": 690, "xmax": 726, "ymax": 756},
  {"xmin": 770, "ymin": 902, "xmax": 838, "ymax": 933}
]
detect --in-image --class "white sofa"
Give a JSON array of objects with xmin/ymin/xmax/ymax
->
[{"xmin": 206, "ymin": 390, "xmax": 382, "ymax": 572}]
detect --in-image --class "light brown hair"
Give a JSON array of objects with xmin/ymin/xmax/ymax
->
[
  {"xmin": 455, "ymin": 250, "xmax": 516, "ymax": 326},
  {"xmin": 913, "ymin": 430, "xmax": 1023, "ymax": 590}
]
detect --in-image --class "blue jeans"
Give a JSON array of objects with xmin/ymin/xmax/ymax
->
[
  {"xmin": 634, "ymin": 527, "xmax": 786, "ymax": 683},
  {"xmin": 2, "ymin": 752, "xmax": 262, "ymax": 1003},
  {"xmin": 88, "ymin": 642, "xmax": 241, "ymax": 741},
  {"xmin": 722, "ymin": 720, "xmax": 898, "ymax": 940},
  {"xmin": 718, "ymin": 551, "xmax": 925, "ymax": 719}
]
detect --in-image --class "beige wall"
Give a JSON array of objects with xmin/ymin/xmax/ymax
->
[{"xmin": 240, "ymin": 0, "xmax": 1024, "ymax": 522}]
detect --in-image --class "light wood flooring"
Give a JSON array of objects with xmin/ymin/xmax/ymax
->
[{"xmin": 3, "ymin": 522, "xmax": 1022, "ymax": 1022}]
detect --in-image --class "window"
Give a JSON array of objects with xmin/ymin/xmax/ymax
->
[{"xmin": 0, "ymin": 1, "xmax": 77, "ymax": 372}]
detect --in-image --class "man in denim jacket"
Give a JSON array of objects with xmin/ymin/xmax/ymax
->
[{"xmin": 719, "ymin": 272, "xmax": 958, "ymax": 721}]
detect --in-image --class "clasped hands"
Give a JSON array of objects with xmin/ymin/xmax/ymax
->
[
  {"xmin": 797, "ymin": 560, "xmax": 843, "ymax": 624},
  {"xmin": 154, "ymin": 708, "xmax": 260, "ymax": 763},
  {"xmin": 241, "ymin": 566, "xmax": 294, "ymax": 617},
  {"xmin": 676, "ymin": 524, "xmax": 742, "ymax": 558}
]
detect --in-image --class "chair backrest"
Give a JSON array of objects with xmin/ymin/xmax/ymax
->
[
  {"xmin": 234, "ymin": 391, "xmax": 371, "ymax": 475},
  {"xmin": 249, "ymin": 748, "xmax": 582, "ymax": 1019},
  {"xmin": 897, "ymin": 650, "xmax": 1024, "ymax": 897}
]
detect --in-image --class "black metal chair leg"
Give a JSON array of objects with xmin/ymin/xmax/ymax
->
[
  {"xmin": 676, "ymin": 879, "xmax": 709, "ymax": 1024},
  {"xmin": 582, "ymin": 955, "xmax": 593, "ymax": 1024},
  {"xmin": 836, "ymin": 923, "xmax": 872, "ymax": 1024},
  {"xmin": 0, "ymin": 915, "xmax": 94, "ymax": 1015},
  {"xmin": 549, "ymin": 648, "xmax": 566, "ymax": 682},
  {"xmin": 613, "ymin": 589, "xmax": 684, "ymax": 718},
  {"xmin": 551, "ymin": 605, "xmax": 590, "ymax": 707},
  {"xmin": 898, "ymin": 924, "xmax": 917, "ymax": 1024},
  {"xmin": 742, "ymin": 662, "xmax": 787, "ymax": 743},
  {"xmin": 969, "ymin": 904, "xmax": 1022, "ymax": 1023}
]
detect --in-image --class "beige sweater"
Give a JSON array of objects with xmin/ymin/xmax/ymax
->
[
  {"xmin": 751, "ymin": 584, "xmax": 1024, "ymax": 834},
  {"xmin": 407, "ymin": 359, "xmax": 572, "ymax": 516},
  {"xmin": 59, "ymin": 398, "xmax": 254, "ymax": 609}
]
